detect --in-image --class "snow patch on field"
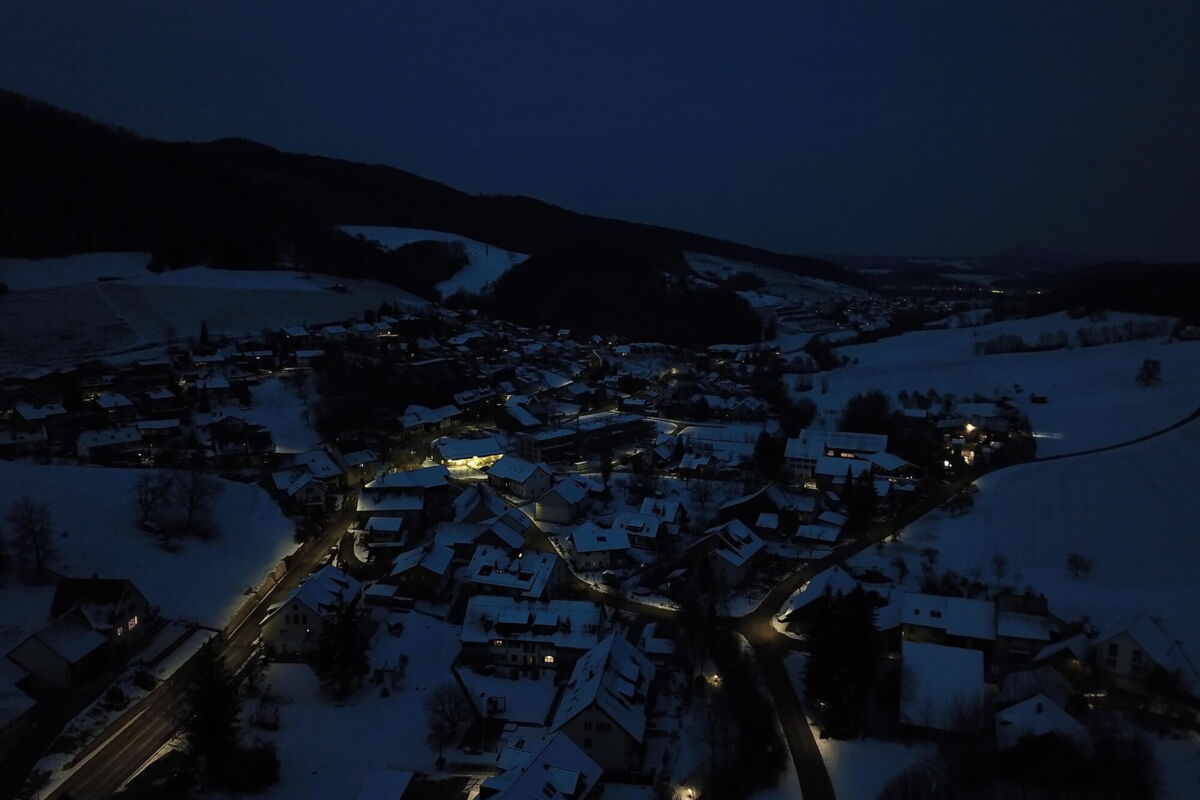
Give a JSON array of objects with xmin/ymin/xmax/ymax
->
[
  {"xmin": 0, "ymin": 252, "xmax": 152, "ymax": 289},
  {"xmin": 249, "ymin": 614, "xmax": 460, "ymax": 800},
  {"xmin": 789, "ymin": 311, "xmax": 1200, "ymax": 456},
  {"xmin": 848, "ymin": 416, "xmax": 1200, "ymax": 673},
  {"xmin": 0, "ymin": 463, "xmax": 296, "ymax": 628},
  {"xmin": 341, "ymin": 225, "xmax": 526, "ymax": 296},
  {"xmin": 196, "ymin": 376, "xmax": 319, "ymax": 454}
]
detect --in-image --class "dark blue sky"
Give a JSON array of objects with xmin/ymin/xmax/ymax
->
[{"xmin": 3, "ymin": 2, "xmax": 1198, "ymax": 260}]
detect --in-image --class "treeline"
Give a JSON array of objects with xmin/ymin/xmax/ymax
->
[
  {"xmin": 487, "ymin": 241, "xmax": 764, "ymax": 346},
  {"xmin": 1034, "ymin": 261, "xmax": 1200, "ymax": 324},
  {"xmin": 0, "ymin": 89, "xmax": 861, "ymax": 299},
  {"xmin": 974, "ymin": 318, "xmax": 1174, "ymax": 355}
]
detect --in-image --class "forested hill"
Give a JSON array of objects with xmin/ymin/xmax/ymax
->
[{"xmin": 0, "ymin": 89, "xmax": 860, "ymax": 299}]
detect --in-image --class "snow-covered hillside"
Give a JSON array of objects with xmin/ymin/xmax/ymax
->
[
  {"xmin": 685, "ymin": 251, "xmax": 867, "ymax": 303},
  {"xmin": 0, "ymin": 252, "xmax": 152, "ymax": 290},
  {"xmin": 340, "ymin": 225, "xmax": 526, "ymax": 296},
  {"xmin": 845, "ymin": 415, "xmax": 1200, "ymax": 676},
  {"xmin": 788, "ymin": 311, "xmax": 1200, "ymax": 456},
  {"xmin": 0, "ymin": 464, "xmax": 296, "ymax": 633},
  {"xmin": 0, "ymin": 259, "xmax": 427, "ymax": 377}
]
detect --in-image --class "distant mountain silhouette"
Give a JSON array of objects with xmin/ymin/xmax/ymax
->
[{"xmin": 0, "ymin": 89, "xmax": 860, "ymax": 301}]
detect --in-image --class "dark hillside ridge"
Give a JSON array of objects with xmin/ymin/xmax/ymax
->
[
  {"xmin": 0, "ymin": 89, "xmax": 861, "ymax": 298},
  {"xmin": 1032, "ymin": 261, "xmax": 1200, "ymax": 324},
  {"xmin": 489, "ymin": 241, "xmax": 763, "ymax": 346}
]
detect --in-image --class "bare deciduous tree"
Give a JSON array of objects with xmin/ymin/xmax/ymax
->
[
  {"xmin": 175, "ymin": 469, "xmax": 224, "ymax": 537},
  {"xmin": 134, "ymin": 471, "xmax": 176, "ymax": 528},
  {"xmin": 991, "ymin": 552, "xmax": 1008, "ymax": 582},
  {"xmin": 425, "ymin": 682, "xmax": 473, "ymax": 759},
  {"xmin": 1066, "ymin": 552, "xmax": 1092, "ymax": 579},
  {"xmin": 7, "ymin": 496, "xmax": 55, "ymax": 571}
]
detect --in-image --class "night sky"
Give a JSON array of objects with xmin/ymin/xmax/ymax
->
[{"xmin": 3, "ymin": 2, "xmax": 1198, "ymax": 261}]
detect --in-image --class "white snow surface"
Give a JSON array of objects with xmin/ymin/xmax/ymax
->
[
  {"xmin": 0, "ymin": 252, "xmax": 151, "ymax": 289},
  {"xmin": 847, "ymin": 415, "xmax": 1200, "ymax": 674},
  {"xmin": 340, "ymin": 225, "xmax": 526, "ymax": 296},
  {"xmin": 1152, "ymin": 732, "xmax": 1200, "ymax": 800},
  {"xmin": 0, "ymin": 463, "xmax": 295, "ymax": 628},
  {"xmin": 782, "ymin": 653, "xmax": 934, "ymax": 800},
  {"xmin": 250, "ymin": 614, "xmax": 461, "ymax": 800},
  {"xmin": 0, "ymin": 259, "xmax": 426, "ymax": 376},
  {"xmin": 789, "ymin": 311, "xmax": 1200, "ymax": 456}
]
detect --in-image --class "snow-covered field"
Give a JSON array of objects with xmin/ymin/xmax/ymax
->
[
  {"xmin": 845, "ymin": 416, "xmax": 1200, "ymax": 669},
  {"xmin": 0, "ymin": 463, "xmax": 295, "ymax": 633},
  {"xmin": 788, "ymin": 312, "xmax": 1200, "ymax": 456},
  {"xmin": 782, "ymin": 653, "xmax": 934, "ymax": 800},
  {"xmin": 0, "ymin": 252, "xmax": 152, "ymax": 289},
  {"xmin": 0, "ymin": 258, "xmax": 426, "ymax": 376},
  {"xmin": 340, "ymin": 225, "xmax": 526, "ymax": 296},
  {"xmin": 250, "ymin": 614, "xmax": 460, "ymax": 800}
]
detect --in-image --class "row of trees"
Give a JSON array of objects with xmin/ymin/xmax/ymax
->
[{"xmin": 134, "ymin": 469, "xmax": 225, "ymax": 542}]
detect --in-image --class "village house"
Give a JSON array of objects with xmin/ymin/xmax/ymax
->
[
  {"xmin": 357, "ymin": 465, "xmax": 453, "ymax": 533},
  {"xmin": 535, "ymin": 476, "xmax": 598, "ymax": 524},
  {"xmin": 898, "ymin": 592, "xmax": 997, "ymax": 653},
  {"xmin": 465, "ymin": 546, "xmax": 565, "ymax": 601},
  {"xmin": 687, "ymin": 519, "xmax": 766, "ymax": 587},
  {"xmin": 479, "ymin": 731, "xmax": 601, "ymax": 800},
  {"xmin": 6, "ymin": 618, "xmax": 109, "ymax": 691},
  {"xmin": 550, "ymin": 633, "xmax": 656, "ymax": 772},
  {"xmin": 259, "ymin": 565, "xmax": 363, "ymax": 657},
  {"xmin": 785, "ymin": 428, "xmax": 889, "ymax": 481},
  {"xmin": 900, "ymin": 639, "xmax": 985, "ymax": 733},
  {"xmin": 377, "ymin": 543, "xmax": 456, "ymax": 602},
  {"xmin": 638, "ymin": 498, "xmax": 686, "ymax": 535},
  {"xmin": 611, "ymin": 512, "xmax": 663, "ymax": 551},
  {"xmin": 569, "ymin": 522, "xmax": 632, "ymax": 572},
  {"xmin": 434, "ymin": 435, "xmax": 505, "ymax": 469},
  {"xmin": 50, "ymin": 577, "xmax": 152, "ymax": 650},
  {"xmin": 717, "ymin": 484, "xmax": 820, "ymax": 535},
  {"xmin": 487, "ymin": 455, "xmax": 554, "ymax": 500},
  {"xmin": 459, "ymin": 596, "xmax": 603, "ymax": 672},
  {"xmin": 1093, "ymin": 611, "xmax": 1200, "ymax": 696},
  {"xmin": 76, "ymin": 426, "xmax": 142, "ymax": 464},
  {"xmin": 452, "ymin": 483, "xmax": 509, "ymax": 524}
]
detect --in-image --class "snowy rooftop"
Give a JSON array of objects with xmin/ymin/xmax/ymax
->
[
  {"xmin": 435, "ymin": 436, "xmax": 504, "ymax": 461},
  {"xmin": 264, "ymin": 565, "xmax": 361, "ymax": 625},
  {"xmin": 995, "ymin": 694, "xmax": 1091, "ymax": 754},
  {"xmin": 571, "ymin": 522, "xmax": 631, "ymax": 554},
  {"xmin": 488, "ymin": 455, "xmax": 552, "ymax": 483},
  {"xmin": 551, "ymin": 633, "xmax": 656, "ymax": 742},
  {"xmin": 356, "ymin": 493, "xmax": 422, "ymax": 513},
  {"xmin": 481, "ymin": 731, "xmax": 601, "ymax": 800},
  {"xmin": 468, "ymin": 545, "xmax": 559, "ymax": 598},
  {"xmin": 365, "ymin": 465, "xmax": 450, "ymax": 491},
  {"xmin": 901, "ymin": 593, "xmax": 996, "ymax": 641},
  {"xmin": 696, "ymin": 519, "xmax": 765, "ymax": 568},
  {"xmin": 461, "ymin": 596, "xmax": 602, "ymax": 650},
  {"xmin": 900, "ymin": 640, "xmax": 985, "ymax": 731}
]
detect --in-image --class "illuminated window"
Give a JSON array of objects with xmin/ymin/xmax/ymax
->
[
  {"xmin": 116, "ymin": 626, "xmax": 124, "ymax": 637},
  {"xmin": 543, "ymin": 655, "xmax": 555, "ymax": 664},
  {"xmin": 128, "ymin": 615, "xmax": 139, "ymax": 631},
  {"xmin": 492, "ymin": 639, "xmax": 505, "ymax": 647}
]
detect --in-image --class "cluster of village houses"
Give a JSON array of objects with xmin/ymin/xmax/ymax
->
[{"xmin": 1, "ymin": 303, "xmax": 1192, "ymax": 796}]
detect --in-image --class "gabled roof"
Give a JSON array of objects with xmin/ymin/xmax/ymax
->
[
  {"xmin": 995, "ymin": 694, "xmax": 1091, "ymax": 754},
  {"xmin": 551, "ymin": 633, "xmax": 656, "ymax": 743},
  {"xmin": 901, "ymin": 593, "xmax": 996, "ymax": 641},
  {"xmin": 263, "ymin": 565, "xmax": 361, "ymax": 625},
  {"xmin": 900, "ymin": 640, "xmax": 984, "ymax": 731},
  {"xmin": 21, "ymin": 617, "xmax": 107, "ymax": 664},
  {"xmin": 488, "ymin": 455, "xmax": 552, "ymax": 484},
  {"xmin": 571, "ymin": 522, "xmax": 630, "ymax": 554},
  {"xmin": 460, "ymin": 596, "xmax": 601, "ymax": 650},
  {"xmin": 545, "ymin": 476, "xmax": 593, "ymax": 506},
  {"xmin": 50, "ymin": 577, "xmax": 143, "ymax": 624},
  {"xmin": 388, "ymin": 544, "xmax": 455, "ymax": 578},
  {"xmin": 294, "ymin": 448, "xmax": 343, "ymax": 479},
  {"xmin": 693, "ymin": 519, "xmax": 764, "ymax": 568},
  {"xmin": 78, "ymin": 427, "xmax": 140, "ymax": 448},
  {"xmin": 639, "ymin": 498, "xmax": 682, "ymax": 522},
  {"xmin": 365, "ymin": 465, "xmax": 450, "ymax": 491},
  {"xmin": 434, "ymin": 436, "xmax": 504, "ymax": 461},
  {"xmin": 1095, "ymin": 611, "xmax": 1200, "ymax": 689},
  {"xmin": 468, "ymin": 546, "xmax": 559, "ymax": 598},
  {"xmin": 453, "ymin": 483, "xmax": 508, "ymax": 522},
  {"xmin": 481, "ymin": 732, "xmax": 601, "ymax": 800},
  {"xmin": 484, "ymin": 508, "xmax": 532, "ymax": 549},
  {"xmin": 612, "ymin": 512, "xmax": 662, "ymax": 539}
]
